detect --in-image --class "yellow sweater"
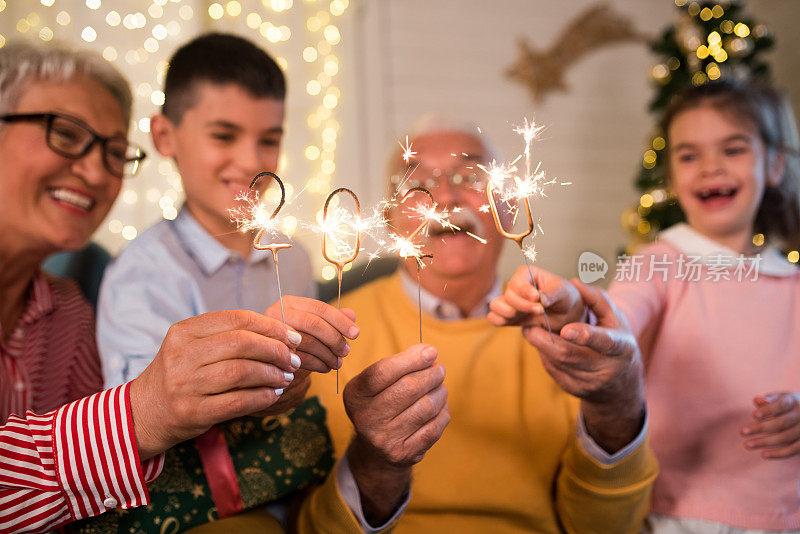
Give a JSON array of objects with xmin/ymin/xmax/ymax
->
[{"xmin": 304, "ymin": 273, "xmax": 657, "ymax": 533}]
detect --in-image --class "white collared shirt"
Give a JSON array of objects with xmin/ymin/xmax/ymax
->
[{"xmin": 398, "ymin": 269, "xmax": 501, "ymax": 320}]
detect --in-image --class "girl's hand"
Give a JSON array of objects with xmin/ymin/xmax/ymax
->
[
  {"xmin": 742, "ymin": 392, "xmax": 800, "ymax": 459},
  {"xmin": 488, "ymin": 266, "xmax": 586, "ymax": 332}
]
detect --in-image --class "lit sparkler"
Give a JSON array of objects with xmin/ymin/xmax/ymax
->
[
  {"xmin": 391, "ymin": 186, "xmax": 438, "ymax": 343},
  {"xmin": 321, "ymin": 187, "xmax": 362, "ymax": 393},
  {"xmin": 483, "ymin": 119, "xmax": 554, "ymax": 341},
  {"xmin": 234, "ymin": 171, "xmax": 293, "ymax": 323}
]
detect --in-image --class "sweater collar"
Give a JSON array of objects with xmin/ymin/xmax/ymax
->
[{"xmin": 659, "ymin": 223, "xmax": 797, "ymax": 278}]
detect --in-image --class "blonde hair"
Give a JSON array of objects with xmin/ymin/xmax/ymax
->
[
  {"xmin": 662, "ymin": 79, "xmax": 800, "ymax": 248},
  {"xmin": 0, "ymin": 40, "xmax": 132, "ymax": 124}
]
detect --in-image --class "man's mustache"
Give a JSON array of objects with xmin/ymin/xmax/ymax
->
[{"xmin": 424, "ymin": 205, "xmax": 485, "ymax": 239}]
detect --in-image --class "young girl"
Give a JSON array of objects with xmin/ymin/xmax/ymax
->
[{"xmin": 489, "ymin": 79, "xmax": 800, "ymax": 533}]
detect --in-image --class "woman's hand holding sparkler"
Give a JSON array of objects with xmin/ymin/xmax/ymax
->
[
  {"xmin": 343, "ymin": 344, "xmax": 449, "ymax": 525},
  {"xmin": 488, "ymin": 265, "xmax": 586, "ymax": 332},
  {"xmin": 251, "ymin": 369, "xmax": 313, "ymax": 418},
  {"xmin": 265, "ymin": 296, "xmax": 359, "ymax": 373},
  {"xmin": 129, "ymin": 310, "xmax": 302, "ymax": 460}
]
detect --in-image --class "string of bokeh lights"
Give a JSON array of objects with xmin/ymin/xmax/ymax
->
[{"xmin": 0, "ymin": 0, "xmax": 352, "ymax": 277}]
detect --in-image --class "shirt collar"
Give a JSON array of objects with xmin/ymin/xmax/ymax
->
[
  {"xmin": 399, "ymin": 269, "xmax": 501, "ymax": 321},
  {"xmin": 18, "ymin": 274, "xmax": 54, "ymax": 328},
  {"xmin": 659, "ymin": 223, "xmax": 797, "ymax": 277},
  {"xmin": 172, "ymin": 207, "xmax": 272, "ymax": 276}
]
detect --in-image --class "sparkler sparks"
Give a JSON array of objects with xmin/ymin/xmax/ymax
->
[
  {"xmin": 393, "ymin": 187, "xmax": 437, "ymax": 343},
  {"xmin": 230, "ymin": 171, "xmax": 293, "ymax": 323},
  {"xmin": 467, "ymin": 232, "xmax": 487, "ymax": 244},
  {"xmin": 399, "ymin": 135, "xmax": 417, "ymax": 164},
  {"xmin": 480, "ymin": 118, "xmax": 557, "ymax": 341},
  {"xmin": 386, "ymin": 187, "xmax": 436, "ymax": 267}
]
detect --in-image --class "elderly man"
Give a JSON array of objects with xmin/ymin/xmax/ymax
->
[{"xmin": 307, "ymin": 116, "xmax": 657, "ymax": 533}]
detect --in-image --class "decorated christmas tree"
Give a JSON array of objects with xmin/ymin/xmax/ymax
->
[{"xmin": 622, "ymin": 0, "xmax": 774, "ymax": 252}]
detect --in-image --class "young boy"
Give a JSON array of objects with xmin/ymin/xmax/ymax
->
[{"xmin": 95, "ymin": 33, "xmax": 389, "ymax": 532}]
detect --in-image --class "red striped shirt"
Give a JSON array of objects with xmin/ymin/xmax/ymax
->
[
  {"xmin": 1, "ymin": 275, "xmax": 100, "ymax": 420},
  {"xmin": 0, "ymin": 274, "xmax": 163, "ymax": 533}
]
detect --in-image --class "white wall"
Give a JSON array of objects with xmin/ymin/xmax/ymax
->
[{"xmin": 343, "ymin": 0, "xmax": 800, "ymax": 282}]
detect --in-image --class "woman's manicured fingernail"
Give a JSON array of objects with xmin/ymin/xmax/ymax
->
[
  {"xmin": 341, "ymin": 343, "xmax": 351, "ymax": 356},
  {"xmin": 290, "ymin": 354, "xmax": 301, "ymax": 368},
  {"xmin": 275, "ymin": 388, "xmax": 285, "ymax": 396},
  {"xmin": 349, "ymin": 325, "xmax": 360, "ymax": 338},
  {"xmin": 284, "ymin": 372, "xmax": 294, "ymax": 382},
  {"xmin": 337, "ymin": 357, "xmax": 344, "ymax": 369},
  {"xmin": 287, "ymin": 330, "xmax": 302, "ymax": 345},
  {"xmin": 742, "ymin": 426, "xmax": 751, "ymax": 435}
]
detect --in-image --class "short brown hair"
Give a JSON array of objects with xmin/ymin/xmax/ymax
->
[{"xmin": 162, "ymin": 33, "xmax": 285, "ymax": 125}]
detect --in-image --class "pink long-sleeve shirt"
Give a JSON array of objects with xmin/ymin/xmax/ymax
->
[{"xmin": 608, "ymin": 223, "xmax": 800, "ymax": 531}]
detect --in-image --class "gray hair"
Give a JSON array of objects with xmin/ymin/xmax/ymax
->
[
  {"xmin": 386, "ymin": 113, "xmax": 504, "ymax": 187},
  {"xmin": 0, "ymin": 40, "xmax": 132, "ymax": 124},
  {"xmin": 402, "ymin": 113, "xmax": 504, "ymax": 163}
]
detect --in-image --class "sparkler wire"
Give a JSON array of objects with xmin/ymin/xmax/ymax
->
[
  {"xmin": 322, "ymin": 187, "xmax": 362, "ymax": 394},
  {"xmin": 398, "ymin": 187, "xmax": 436, "ymax": 343},
  {"xmin": 486, "ymin": 184, "xmax": 554, "ymax": 342},
  {"xmin": 249, "ymin": 171, "xmax": 292, "ymax": 323}
]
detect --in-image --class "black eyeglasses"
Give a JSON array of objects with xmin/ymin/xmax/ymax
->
[
  {"xmin": 390, "ymin": 164, "xmax": 487, "ymax": 195},
  {"xmin": 0, "ymin": 112, "xmax": 146, "ymax": 177}
]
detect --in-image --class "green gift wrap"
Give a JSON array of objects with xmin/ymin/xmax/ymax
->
[{"xmin": 67, "ymin": 396, "xmax": 334, "ymax": 534}]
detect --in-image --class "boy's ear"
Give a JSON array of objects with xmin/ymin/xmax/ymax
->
[
  {"xmin": 149, "ymin": 113, "xmax": 177, "ymax": 158},
  {"xmin": 767, "ymin": 150, "xmax": 786, "ymax": 188}
]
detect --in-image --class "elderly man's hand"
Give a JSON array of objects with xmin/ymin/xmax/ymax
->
[
  {"xmin": 129, "ymin": 310, "xmax": 301, "ymax": 460},
  {"xmin": 488, "ymin": 265, "xmax": 585, "ymax": 333},
  {"xmin": 522, "ymin": 280, "xmax": 645, "ymax": 453},
  {"xmin": 343, "ymin": 344, "xmax": 449, "ymax": 525},
  {"xmin": 265, "ymin": 296, "xmax": 359, "ymax": 373}
]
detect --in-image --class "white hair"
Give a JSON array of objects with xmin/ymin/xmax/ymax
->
[
  {"xmin": 0, "ymin": 40, "xmax": 132, "ymax": 123},
  {"xmin": 401, "ymin": 113, "xmax": 504, "ymax": 163}
]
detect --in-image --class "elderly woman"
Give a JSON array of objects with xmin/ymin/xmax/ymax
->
[{"xmin": 0, "ymin": 42, "xmax": 302, "ymax": 532}]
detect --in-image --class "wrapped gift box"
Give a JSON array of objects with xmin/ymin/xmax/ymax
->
[{"xmin": 67, "ymin": 397, "xmax": 334, "ymax": 533}]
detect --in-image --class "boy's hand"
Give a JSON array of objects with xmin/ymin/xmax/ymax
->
[
  {"xmin": 488, "ymin": 266, "xmax": 585, "ymax": 332},
  {"xmin": 343, "ymin": 344, "xmax": 449, "ymax": 525},
  {"xmin": 130, "ymin": 310, "xmax": 301, "ymax": 460},
  {"xmin": 742, "ymin": 392, "xmax": 800, "ymax": 459},
  {"xmin": 265, "ymin": 296, "xmax": 359, "ymax": 373}
]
